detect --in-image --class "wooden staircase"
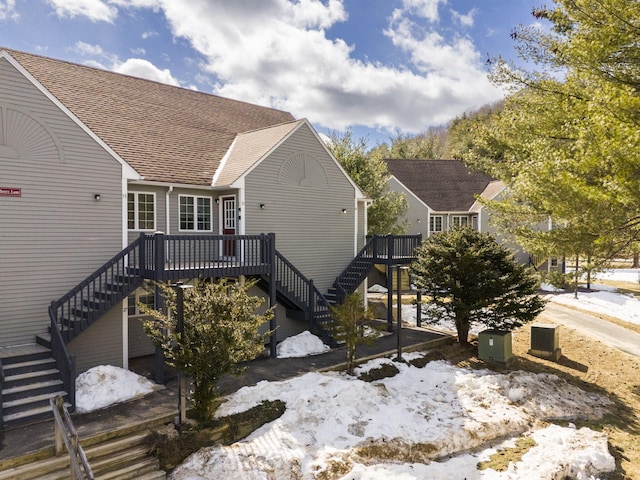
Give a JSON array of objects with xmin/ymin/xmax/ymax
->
[
  {"xmin": 0, "ymin": 420, "xmax": 168, "ymax": 479},
  {"xmin": 0, "ymin": 344, "xmax": 68, "ymax": 430}
]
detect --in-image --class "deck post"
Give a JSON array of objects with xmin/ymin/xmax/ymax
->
[
  {"xmin": 268, "ymin": 233, "xmax": 277, "ymax": 358},
  {"xmin": 386, "ymin": 236, "xmax": 395, "ymax": 332},
  {"xmin": 306, "ymin": 279, "xmax": 314, "ymax": 328},
  {"xmin": 154, "ymin": 232, "xmax": 165, "ymax": 281}
]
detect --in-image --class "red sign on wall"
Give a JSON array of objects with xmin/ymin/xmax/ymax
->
[{"xmin": 0, "ymin": 187, "xmax": 21, "ymax": 197}]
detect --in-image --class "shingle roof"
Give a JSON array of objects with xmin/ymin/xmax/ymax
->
[
  {"xmin": 3, "ymin": 48, "xmax": 295, "ymax": 186},
  {"xmin": 384, "ymin": 159, "xmax": 495, "ymax": 211},
  {"xmin": 214, "ymin": 120, "xmax": 303, "ymax": 187}
]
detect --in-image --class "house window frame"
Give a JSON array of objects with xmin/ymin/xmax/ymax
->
[
  {"xmin": 451, "ymin": 215, "xmax": 470, "ymax": 228},
  {"xmin": 127, "ymin": 283, "xmax": 155, "ymax": 317},
  {"xmin": 430, "ymin": 215, "xmax": 443, "ymax": 233},
  {"xmin": 127, "ymin": 192, "xmax": 156, "ymax": 231},
  {"xmin": 178, "ymin": 194, "xmax": 213, "ymax": 232}
]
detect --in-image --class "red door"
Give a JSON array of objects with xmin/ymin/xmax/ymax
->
[{"xmin": 222, "ymin": 196, "xmax": 236, "ymax": 257}]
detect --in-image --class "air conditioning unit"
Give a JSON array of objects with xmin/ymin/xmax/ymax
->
[
  {"xmin": 529, "ymin": 323, "xmax": 561, "ymax": 361},
  {"xmin": 478, "ymin": 330, "xmax": 513, "ymax": 365}
]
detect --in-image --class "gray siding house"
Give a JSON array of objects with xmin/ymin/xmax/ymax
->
[
  {"xmin": 385, "ymin": 158, "xmax": 555, "ymax": 270},
  {"xmin": 1, "ymin": 48, "xmax": 412, "ymax": 427}
]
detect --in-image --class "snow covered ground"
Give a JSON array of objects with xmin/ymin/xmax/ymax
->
[{"xmin": 77, "ymin": 268, "xmax": 638, "ymax": 479}]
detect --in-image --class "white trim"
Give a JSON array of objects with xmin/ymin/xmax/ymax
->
[
  {"xmin": 177, "ymin": 194, "xmax": 214, "ymax": 232},
  {"xmin": 122, "ymin": 301, "xmax": 129, "ymax": 369},
  {"xmin": 219, "ymin": 193, "xmax": 238, "ymax": 234},
  {"xmin": 237, "ymin": 180, "xmax": 245, "ymax": 235},
  {"xmin": 127, "ymin": 191, "xmax": 157, "ymax": 232},
  {"xmin": 165, "ymin": 185, "xmax": 173, "ymax": 234},
  {"xmin": 212, "ymin": 136, "xmax": 237, "ymax": 187},
  {"xmin": 121, "ymin": 177, "xmax": 128, "ymax": 248},
  {"xmin": 0, "ymin": 50, "xmax": 141, "ymax": 181}
]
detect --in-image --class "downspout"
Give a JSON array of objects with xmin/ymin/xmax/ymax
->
[
  {"xmin": 122, "ymin": 177, "xmax": 129, "ymax": 369},
  {"xmin": 166, "ymin": 185, "xmax": 174, "ymax": 234}
]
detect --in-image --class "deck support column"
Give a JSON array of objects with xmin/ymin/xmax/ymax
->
[
  {"xmin": 386, "ymin": 236, "xmax": 395, "ymax": 332},
  {"xmin": 268, "ymin": 233, "xmax": 277, "ymax": 358}
]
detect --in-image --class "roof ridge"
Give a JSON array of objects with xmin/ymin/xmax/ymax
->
[{"xmin": 1, "ymin": 46, "xmax": 293, "ymax": 117}]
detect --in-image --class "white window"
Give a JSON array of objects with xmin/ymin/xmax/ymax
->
[
  {"xmin": 127, "ymin": 192, "xmax": 155, "ymax": 230},
  {"xmin": 452, "ymin": 216, "xmax": 470, "ymax": 228},
  {"xmin": 127, "ymin": 284, "xmax": 155, "ymax": 316},
  {"xmin": 179, "ymin": 195, "xmax": 212, "ymax": 231},
  {"xmin": 430, "ymin": 215, "xmax": 443, "ymax": 233}
]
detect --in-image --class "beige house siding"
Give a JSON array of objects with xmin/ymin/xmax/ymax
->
[
  {"xmin": 0, "ymin": 57, "xmax": 123, "ymax": 347},
  {"xmin": 244, "ymin": 123, "xmax": 357, "ymax": 293}
]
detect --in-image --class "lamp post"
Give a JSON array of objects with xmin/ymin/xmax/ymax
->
[
  {"xmin": 396, "ymin": 265, "xmax": 409, "ymax": 361},
  {"xmin": 170, "ymin": 281, "xmax": 193, "ymax": 428}
]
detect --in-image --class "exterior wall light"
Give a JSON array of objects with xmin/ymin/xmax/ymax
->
[
  {"xmin": 342, "ymin": 208, "xmax": 347, "ymax": 214},
  {"xmin": 94, "ymin": 194, "xmax": 101, "ymax": 201},
  {"xmin": 260, "ymin": 203, "xmax": 266, "ymax": 209}
]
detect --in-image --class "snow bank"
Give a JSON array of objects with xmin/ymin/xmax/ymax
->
[
  {"xmin": 75, "ymin": 365, "xmax": 157, "ymax": 413},
  {"xmin": 170, "ymin": 359, "xmax": 614, "ymax": 479},
  {"xmin": 276, "ymin": 330, "xmax": 330, "ymax": 358}
]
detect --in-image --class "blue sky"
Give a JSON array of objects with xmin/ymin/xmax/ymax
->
[{"xmin": 0, "ymin": 0, "xmax": 542, "ymax": 147}]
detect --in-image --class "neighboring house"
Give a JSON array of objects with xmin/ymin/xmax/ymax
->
[
  {"xmin": 0, "ymin": 48, "xmax": 425, "ymax": 427},
  {"xmin": 384, "ymin": 159, "xmax": 532, "ymax": 265}
]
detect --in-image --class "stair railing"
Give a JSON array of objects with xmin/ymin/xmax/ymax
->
[
  {"xmin": 0, "ymin": 358, "xmax": 3, "ymax": 427},
  {"xmin": 51, "ymin": 395, "xmax": 94, "ymax": 480},
  {"xmin": 48, "ymin": 313, "xmax": 77, "ymax": 410},
  {"xmin": 333, "ymin": 236, "xmax": 378, "ymax": 302},
  {"xmin": 272, "ymin": 250, "xmax": 335, "ymax": 341},
  {"xmin": 50, "ymin": 237, "xmax": 144, "ymax": 343}
]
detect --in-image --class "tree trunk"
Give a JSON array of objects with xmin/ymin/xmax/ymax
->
[
  {"xmin": 456, "ymin": 316, "xmax": 470, "ymax": 345},
  {"xmin": 633, "ymin": 252, "xmax": 639, "ymax": 269}
]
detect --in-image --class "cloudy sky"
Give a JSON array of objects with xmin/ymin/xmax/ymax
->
[{"xmin": 0, "ymin": 0, "xmax": 541, "ymax": 146}]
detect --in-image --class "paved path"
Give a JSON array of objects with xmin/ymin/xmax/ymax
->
[{"xmin": 537, "ymin": 302, "xmax": 640, "ymax": 358}]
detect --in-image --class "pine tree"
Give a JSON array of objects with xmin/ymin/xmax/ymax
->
[
  {"xmin": 411, "ymin": 228, "xmax": 545, "ymax": 345},
  {"xmin": 142, "ymin": 279, "xmax": 272, "ymax": 422}
]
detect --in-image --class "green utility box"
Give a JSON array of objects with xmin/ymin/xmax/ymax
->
[{"xmin": 478, "ymin": 330, "xmax": 513, "ymax": 364}]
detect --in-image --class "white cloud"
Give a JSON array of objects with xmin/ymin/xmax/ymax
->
[
  {"xmin": 114, "ymin": 57, "xmax": 180, "ymax": 85},
  {"xmin": 46, "ymin": 0, "xmax": 118, "ymax": 23},
  {"xmin": 0, "ymin": 0, "xmax": 18, "ymax": 21},
  {"xmin": 392, "ymin": 0, "xmax": 447, "ymax": 23},
  {"xmin": 452, "ymin": 7, "xmax": 476, "ymax": 27},
  {"xmin": 50, "ymin": 0, "xmax": 504, "ymax": 134},
  {"xmin": 73, "ymin": 41, "xmax": 179, "ymax": 87},
  {"xmin": 150, "ymin": 0, "xmax": 502, "ymax": 133}
]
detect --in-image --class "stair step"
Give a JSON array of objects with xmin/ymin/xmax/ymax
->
[
  {"xmin": 3, "ymin": 390, "xmax": 67, "ymax": 410},
  {"xmin": 2, "ymin": 368, "xmax": 61, "ymax": 388},
  {"xmin": 2, "ymin": 403, "xmax": 56, "ymax": 427},
  {"xmin": 0, "ymin": 345, "xmax": 52, "ymax": 365},
  {"xmin": 97, "ymin": 458, "xmax": 162, "ymax": 480},
  {"xmin": 2, "ymin": 379, "xmax": 65, "ymax": 401},
  {"xmin": 90, "ymin": 445, "xmax": 151, "ymax": 474},
  {"xmin": 2, "ymin": 357, "xmax": 56, "ymax": 376},
  {"xmin": 36, "ymin": 333, "xmax": 52, "ymax": 348}
]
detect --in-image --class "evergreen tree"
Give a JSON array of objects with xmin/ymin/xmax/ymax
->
[
  {"xmin": 329, "ymin": 292, "xmax": 378, "ymax": 375},
  {"xmin": 142, "ymin": 279, "xmax": 272, "ymax": 422},
  {"xmin": 411, "ymin": 228, "xmax": 545, "ymax": 345},
  {"xmin": 327, "ymin": 129, "xmax": 408, "ymax": 234},
  {"xmin": 465, "ymin": 0, "xmax": 640, "ymax": 264}
]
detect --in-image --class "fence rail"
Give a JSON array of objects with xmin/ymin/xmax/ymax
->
[{"xmin": 51, "ymin": 395, "xmax": 94, "ymax": 480}]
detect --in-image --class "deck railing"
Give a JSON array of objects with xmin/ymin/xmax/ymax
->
[
  {"xmin": 141, "ymin": 233, "xmax": 273, "ymax": 280},
  {"xmin": 0, "ymin": 358, "xmax": 3, "ymax": 425}
]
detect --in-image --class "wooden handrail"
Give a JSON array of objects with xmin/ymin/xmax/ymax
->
[{"xmin": 51, "ymin": 395, "xmax": 94, "ymax": 480}]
